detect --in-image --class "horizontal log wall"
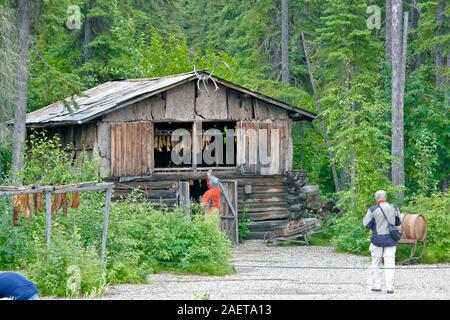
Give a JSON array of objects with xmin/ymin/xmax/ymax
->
[
  {"xmin": 106, "ymin": 172, "xmax": 308, "ymax": 240},
  {"xmin": 111, "ymin": 180, "xmax": 179, "ymax": 210}
]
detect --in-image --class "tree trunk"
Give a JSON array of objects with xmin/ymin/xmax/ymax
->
[
  {"xmin": 410, "ymin": 0, "xmax": 421, "ymax": 70},
  {"xmin": 11, "ymin": 0, "xmax": 32, "ymax": 184},
  {"xmin": 301, "ymin": 32, "xmax": 341, "ymax": 193},
  {"xmin": 83, "ymin": 0, "xmax": 93, "ymax": 64},
  {"xmin": 446, "ymin": 52, "xmax": 449, "ymax": 105},
  {"xmin": 385, "ymin": 0, "xmax": 393, "ymax": 61},
  {"xmin": 435, "ymin": 0, "xmax": 445, "ymax": 89},
  {"xmin": 391, "ymin": 0, "xmax": 407, "ymax": 200},
  {"xmin": 281, "ymin": 0, "xmax": 289, "ymax": 83}
]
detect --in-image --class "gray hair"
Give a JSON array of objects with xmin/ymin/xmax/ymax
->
[{"xmin": 374, "ymin": 190, "xmax": 387, "ymax": 201}]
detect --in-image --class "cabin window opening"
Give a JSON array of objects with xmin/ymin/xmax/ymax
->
[
  {"xmin": 189, "ymin": 179, "xmax": 208, "ymax": 203},
  {"xmin": 154, "ymin": 122, "xmax": 192, "ymax": 169},
  {"xmin": 197, "ymin": 121, "xmax": 237, "ymax": 168}
]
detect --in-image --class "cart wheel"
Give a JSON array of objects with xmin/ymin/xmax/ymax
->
[{"xmin": 264, "ymin": 232, "xmax": 278, "ymax": 246}]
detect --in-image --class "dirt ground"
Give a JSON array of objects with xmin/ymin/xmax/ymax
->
[{"xmin": 103, "ymin": 241, "xmax": 450, "ymax": 300}]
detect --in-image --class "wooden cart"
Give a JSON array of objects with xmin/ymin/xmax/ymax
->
[{"xmin": 264, "ymin": 218, "xmax": 321, "ymax": 246}]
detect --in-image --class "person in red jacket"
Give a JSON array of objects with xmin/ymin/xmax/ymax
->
[{"xmin": 202, "ymin": 170, "xmax": 221, "ymax": 212}]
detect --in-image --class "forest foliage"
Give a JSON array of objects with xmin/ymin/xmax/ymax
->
[{"xmin": 0, "ymin": 0, "xmax": 448, "ymax": 270}]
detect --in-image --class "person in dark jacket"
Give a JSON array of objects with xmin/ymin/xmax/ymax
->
[
  {"xmin": 363, "ymin": 190, "xmax": 402, "ymax": 294},
  {"xmin": 0, "ymin": 272, "xmax": 39, "ymax": 300}
]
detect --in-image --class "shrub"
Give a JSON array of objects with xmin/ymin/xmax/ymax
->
[
  {"xmin": 403, "ymin": 191, "xmax": 450, "ymax": 263},
  {"xmin": 238, "ymin": 207, "xmax": 251, "ymax": 242},
  {"xmin": 0, "ymin": 134, "xmax": 233, "ymax": 297},
  {"xmin": 328, "ymin": 191, "xmax": 450, "ymax": 263},
  {"xmin": 19, "ymin": 130, "xmax": 100, "ymax": 185}
]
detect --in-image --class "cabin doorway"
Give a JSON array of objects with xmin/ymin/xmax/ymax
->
[{"xmin": 189, "ymin": 179, "xmax": 208, "ymax": 204}]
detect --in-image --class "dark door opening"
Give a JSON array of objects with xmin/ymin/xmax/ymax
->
[{"xmin": 189, "ymin": 179, "xmax": 209, "ymax": 203}]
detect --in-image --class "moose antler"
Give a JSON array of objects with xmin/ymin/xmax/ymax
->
[{"xmin": 193, "ymin": 61, "xmax": 231, "ymax": 93}]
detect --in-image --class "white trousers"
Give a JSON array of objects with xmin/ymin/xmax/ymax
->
[{"xmin": 369, "ymin": 243, "xmax": 396, "ymax": 291}]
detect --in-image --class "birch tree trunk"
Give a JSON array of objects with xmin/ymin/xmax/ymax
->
[
  {"xmin": 281, "ymin": 0, "xmax": 289, "ymax": 83},
  {"xmin": 301, "ymin": 32, "xmax": 341, "ymax": 193},
  {"xmin": 11, "ymin": 0, "xmax": 31, "ymax": 184}
]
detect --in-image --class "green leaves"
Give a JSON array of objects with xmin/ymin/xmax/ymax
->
[{"xmin": 19, "ymin": 130, "xmax": 100, "ymax": 185}]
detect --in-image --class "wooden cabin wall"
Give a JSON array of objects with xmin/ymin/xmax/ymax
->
[
  {"xmin": 236, "ymin": 120, "xmax": 292, "ymax": 175},
  {"xmin": 41, "ymin": 123, "xmax": 97, "ymax": 160},
  {"xmin": 106, "ymin": 173, "xmax": 302, "ymax": 240},
  {"xmin": 91, "ymin": 80, "xmax": 293, "ymax": 178}
]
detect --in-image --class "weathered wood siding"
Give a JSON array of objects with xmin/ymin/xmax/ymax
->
[
  {"xmin": 110, "ymin": 122, "xmax": 154, "ymax": 177},
  {"xmin": 236, "ymin": 120, "xmax": 292, "ymax": 175},
  {"xmin": 50, "ymin": 80, "xmax": 294, "ymax": 178},
  {"xmin": 101, "ymin": 81, "xmax": 291, "ymax": 123},
  {"xmin": 42, "ymin": 123, "xmax": 97, "ymax": 160}
]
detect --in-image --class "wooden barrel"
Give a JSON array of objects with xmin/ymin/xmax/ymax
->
[{"xmin": 400, "ymin": 214, "xmax": 427, "ymax": 241}]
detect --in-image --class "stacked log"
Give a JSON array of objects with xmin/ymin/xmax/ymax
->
[{"xmin": 244, "ymin": 171, "xmax": 338, "ymax": 239}]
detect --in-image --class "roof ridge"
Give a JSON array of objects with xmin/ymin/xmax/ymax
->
[{"xmin": 114, "ymin": 70, "xmax": 207, "ymax": 82}]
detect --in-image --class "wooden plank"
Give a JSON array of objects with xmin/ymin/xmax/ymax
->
[
  {"xmin": 267, "ymin": 104, "xmax": 289, "ymax": 120},
  {"xmin": 247, "ymin": 211, "xmax": 290, "ymax": 221},
  {"xmin": 45, "ymin": 192, "xmax": 52, "ymax": 248},
  {"xmin": 101, "ymin": 188, "xmax": 112, "ymax": 262},
  {"xmin": 165, "ymin": 82, "xmax": 195, "ymax": 120},
  {"xmin": 253, "ymin": 100, "xmax": 269, "ymax": 120},
  {"xmin": 237, "ymin": 186, "xmax": 286, "ymax": 193},
  {"xmin": 241, "ymin": 206, "xmax": 289, "ymax": 213},
  {"xmin": 285, "ymin": 119, "xmax": 293, "ymax": 172},
  {"xmin": 150, "ymin": 96, "xmax": 166, "ymax": 120},
  {"xmin": 195, "ymin": 83, "xmax": 228, "ymax": 120},
  {"xmin": 227, "ymin": 90, "xmax": 253, "ymax": 120},
  {"xmin": 110, "ymin": 122, "xmax": 153, "ymax": 177}
]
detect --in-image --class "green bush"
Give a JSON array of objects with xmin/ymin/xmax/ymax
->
[
  {"xmin": 403, "ymin": 191, "xmax": 450, "ymax": 263},
  {"xmin": 0, "ymin": 192, "xmax": 234, "ymax": 297},
  {"xmin": 0, "ymin": 134, "xmax": 233, "ymax": 297},
  {"xmin": 19, "ymin": 130, "xmax": 100, "ymax": 185},
  {"xmin": 328, "ymin": 191, "xmax": 450, "ymax": 263},
  {"xmin": 238, "ymin": 207, "xmax": 251, "ymax": 242}
]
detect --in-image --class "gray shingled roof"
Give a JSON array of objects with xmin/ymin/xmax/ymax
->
[{"xmin": 25, "ymin": 72, "xmax": 316, "ymax": 126}]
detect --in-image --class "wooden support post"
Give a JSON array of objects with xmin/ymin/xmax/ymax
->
[
  {"xmin": 45, "ymin": 191, "xmax": 52, "ymax": 250},
  {"xmin": 101, "ymin": 187, "xmax": 112, "ymax": 263}
]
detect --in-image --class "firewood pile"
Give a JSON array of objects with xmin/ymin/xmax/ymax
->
[{"xmin": 286, "ymin": 171, "xmax": 339, "ymax": 220}]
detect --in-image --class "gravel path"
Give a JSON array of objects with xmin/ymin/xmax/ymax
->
[{"xmin": 104, "ymin": 241, "xmax": 450, "ymax": 300}]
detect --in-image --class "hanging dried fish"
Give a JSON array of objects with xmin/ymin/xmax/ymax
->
[
  {"xmin": 26, "ymin": 194, "xmax": 34, "ymax": 219},
  {"xmin": 158, "ymin": 135, "xmax": 163, "ymax": 152},
  {"xmin": 34, "ymin": 192, "xmax": 44, "ymax": 212},
  {"xmin": 167, "ymin": 134, "xmax": 172, "ymax": 151},
  {"xmin": 12, "ymin": 194, "xmax": 31, "ymax": 225},
  {"xmin": 70, "ymin": 192, "xmax": 80, "ymax": 208},
  {"xmin": 12, "ymin": 198, "xmax": 20, "ymax": 226},
  {"xmin": 61, "ymin": 193, "xmax": 68, "ymax": 217},
  {"xmin": 52, "ymin": 193, "xmax": 63, "ymax": 214}
]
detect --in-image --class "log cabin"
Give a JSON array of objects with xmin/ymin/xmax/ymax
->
[{"xmin": 25, "ymin": 71, "xmax": 317, "ymax": 243}]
